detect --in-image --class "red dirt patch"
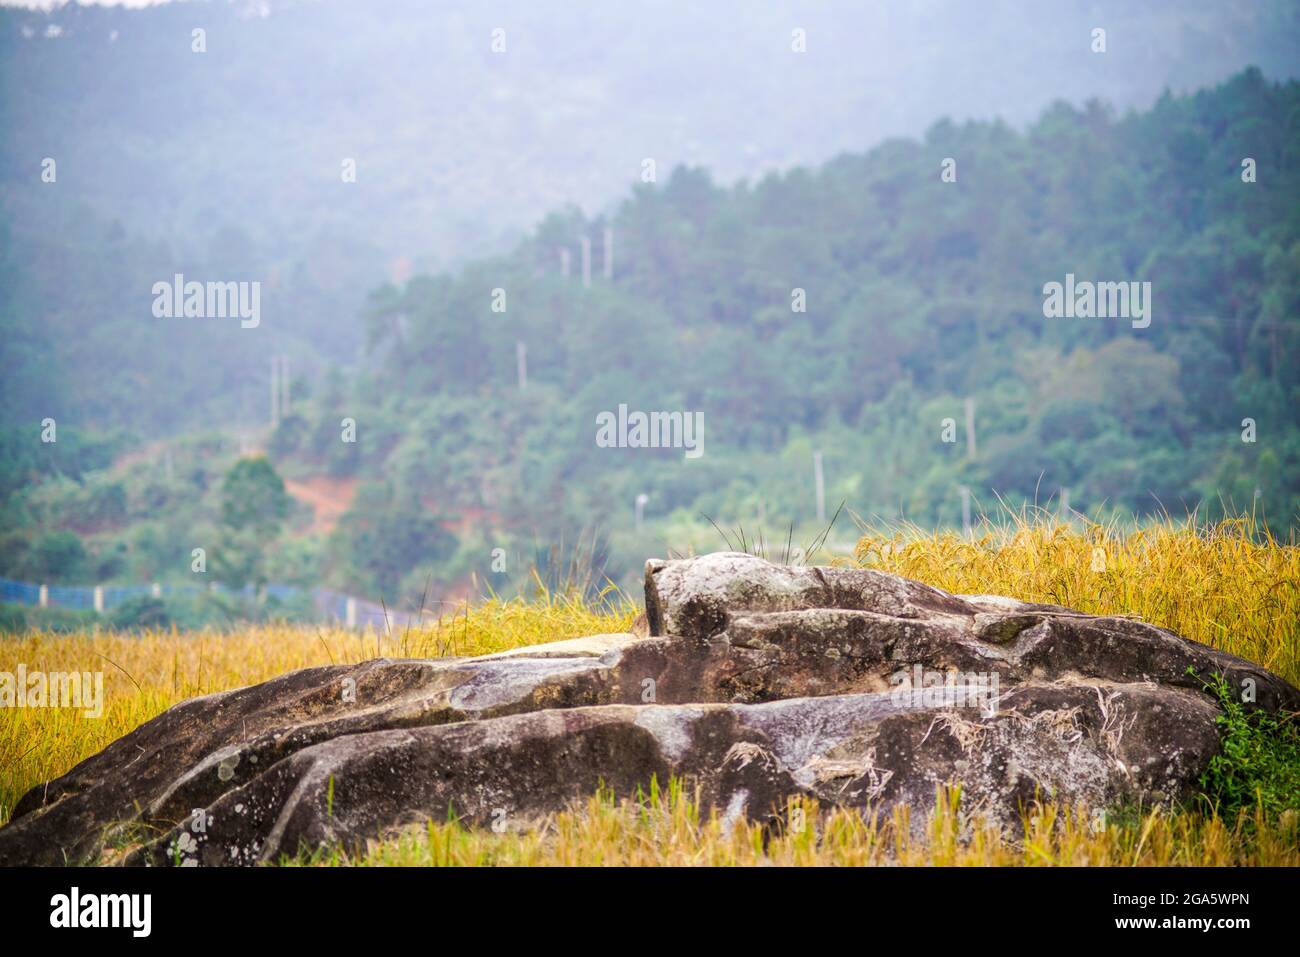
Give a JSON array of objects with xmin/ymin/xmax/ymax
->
[{"xmin": 284, "ymin": 475, "xmax": 359, "ymax": 534}]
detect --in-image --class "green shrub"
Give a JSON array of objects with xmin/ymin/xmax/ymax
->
[
  {"xmin": 1196, "ymin": 671, "xmax": 1300, "ymax": 821},
  {"xmin": 0, "ymin": 603, "xmax": 27, "ymax": 633},
  {"xmin": 24, "ymin": 605, "xmax": 101, "ymax": 633},
  {"xmin": 107, "ymin": 595, "xmax": 171, "ymax": 631}
]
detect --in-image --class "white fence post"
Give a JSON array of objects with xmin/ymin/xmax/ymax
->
[
  {"xmin": 39, "ymin": 584, "xmax": 48, "ymax": 608},
  {"xmin": 345, "ymin": 597, "xmax": 357, "ymax": 628},
  {"xmin": 93, "ymin": 586, "xmax": 104, "ymax": 613}
]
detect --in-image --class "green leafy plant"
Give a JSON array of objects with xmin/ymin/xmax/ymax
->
[{"xmin": 1194, "ymin": 670, "xmax": 1300, "ymax": 822}]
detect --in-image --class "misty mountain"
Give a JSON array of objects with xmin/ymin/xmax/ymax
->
[{"xmin": 2, "ymin": 0, "xmax": 1298, "ymax": 433}]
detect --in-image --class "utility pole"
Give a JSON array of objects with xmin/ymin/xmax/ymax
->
[
  {"xmin": 814, "ymin": 450, "xmax": 826, "ymax": 524},
  {"xmin": 515, "ymin": 340, "xmax": 527, "ymax": 391},
  {"xmin": 960, "ymin": 486, "xmax": 972, "ymax": 536},
  {"xmin": 964, "ymin": 397, "xmax": 977, "ymax": 460},
  {"xmin": 270, "ymin": 356, "xmax": 280, "ymax": 426},
  {"xmin": 1060, "ymin": 487, "xmax": 1070, "ymax": 517},
  {"xmin": 603, "ymin": 227, "xmax": 613, "ymax": 280}
]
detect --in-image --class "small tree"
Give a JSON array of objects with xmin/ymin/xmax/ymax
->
[
  {"xmin": 219, "ymin": 456, "xmax": 290, "ymax": 534},
  {"xmin": 213, "ymin": 457, "xmax": 291, "ymax": 590}
]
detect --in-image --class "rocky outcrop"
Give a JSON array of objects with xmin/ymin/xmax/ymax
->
[{"xmin": 1, "ymin": 552, "xmax": 1295, "ymax": 866}]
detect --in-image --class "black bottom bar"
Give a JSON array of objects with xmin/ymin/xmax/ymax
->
[{"xmin": 0, "ymin": 865, "xmax": 1283, "ymax": 943}]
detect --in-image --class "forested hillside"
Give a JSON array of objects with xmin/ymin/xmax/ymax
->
[
  {"xmin": 2, "ymin": 68, "xmax": 1298, "ymax": 609},
  {"xmin": 307, "ymin": 68, "xmax": 1299, "ymax": 583}
]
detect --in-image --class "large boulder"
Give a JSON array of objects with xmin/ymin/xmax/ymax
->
[{"xmin": 1, "ymin": 552, "xmax": 1295, "ymax": 866}]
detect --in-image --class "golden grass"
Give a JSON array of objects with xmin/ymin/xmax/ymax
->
[
  {"xmin": 2, "ymin": 518, "xmax": 1297, "ymax": 864},
  {"xmin": 297, "ymin": 785, "xmax": 1300, "ymax": 867},
  {"xmin": 853, "ymin": 514, "xmax": 1300, "ymax": 686},
  {"xmin": 0, "ymin": 590, "xmax": 636, "ymax": 826}
]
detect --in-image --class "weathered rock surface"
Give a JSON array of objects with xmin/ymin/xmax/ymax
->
[{"xmin": 1, "ymin": 552, "xmax": 1295, "ymax": 866}]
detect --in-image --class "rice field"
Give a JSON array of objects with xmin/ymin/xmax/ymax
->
[{"xmin": 2, "ymin": 517, "xmax": 1297, "ymax": 865}]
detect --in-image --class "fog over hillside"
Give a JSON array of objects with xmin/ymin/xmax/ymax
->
[{"xmin": 2, "ymin": 0, "xmax": 1298, "ymax": 433}]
